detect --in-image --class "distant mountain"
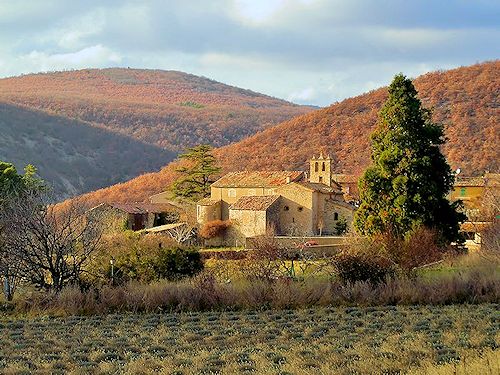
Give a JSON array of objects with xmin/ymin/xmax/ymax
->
[
  {"xmin": 67, "ymin": 61, "xmax": 499, "ymax": 207},
  {"xmin": 0, "ymin": 68, "xmax": 312, "ymax": 198}
]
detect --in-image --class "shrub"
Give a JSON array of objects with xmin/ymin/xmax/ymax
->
[
  {"xmin": 332, "ymin": 253, "xmax": 396, "ymax": 284},
  {"xmin": 88, "ymin": 232, "xmax": 203, "ymax": 284},
  {"xmin": 153, "ymin": 247, "xmax": 204, "ymax": 280},
  {"xmin": 200, "ymin": 220, "xmax": 231, "ymax": 239},
  {"xmin": 335, "ymin": 217, "xmax": 348, "ymax": 235}
]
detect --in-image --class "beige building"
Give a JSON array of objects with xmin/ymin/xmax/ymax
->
[{"xmin": 196, "ymin": 153, "xmax": 356, "ymax": 242}]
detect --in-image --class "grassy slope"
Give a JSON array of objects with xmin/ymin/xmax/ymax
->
[
  {"xmin": 0, "ymin": 68, "xmax": 312, "ymax": 198},
  {"xmin": 67, "ymin": 61, "xmax": 499, "ymax": 207}
]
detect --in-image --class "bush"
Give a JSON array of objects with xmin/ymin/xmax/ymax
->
[
  {"xmin": 153, "ymin": 247, "xmax": 204, "ymax": 280},
  {"xmin": 200, "ymin": 220, "xmax": 231, "ymax": 239},
  {"xmin": 88, "ymin": 232, "xmax": 203, "ymax": 284},
  {"xmin": 332, "ymin": 253, "xmax": 396, "ymax": 284}
]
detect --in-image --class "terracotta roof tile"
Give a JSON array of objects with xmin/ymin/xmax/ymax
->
[
  {"xmin": 212, "ymin": 171, "xmax": 303, "ymax": 188},
  {"xmin": 230, "ymin": 195, "xmax": 280, "ymax": 211},
  {"xmin": 455, "ymin": 177, "xmax": 485, "ymax": 187},
  {"xmin": 197, "ymin": 198, "xmax": 220, "ymax": 206},
  {"xmin": 295, "ymin": 181, "xmax": 342, "ymax": 194},
  {"xmin": 332, "ymin": 174, "xmax": 358, "ymax": 183},
  {"xmin": 106, "ymin": 202, "xmax": 176, "ymax": 214}
]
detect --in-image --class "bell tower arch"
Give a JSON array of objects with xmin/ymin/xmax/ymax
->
[{"xmin": 309, "ymin": 152, "xmax": 332, "ymax": 186}]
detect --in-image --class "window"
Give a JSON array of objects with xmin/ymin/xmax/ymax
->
[
  {"xmin": 284, "ymin": 206, "xmax": 289, "ymax": 211},
  {"xmin": 315, "ymin": 162, "xmax": 318, "ymax": 172},
  {"xmin": 228, "ymin": 189, "xmax": 236, "ymax": 197},
  {"xmin": 460, "ymin": 187, "xmax": 467, "ymax": 197},
  {"xmin": 319, "ymin": 176, "xmax": 323, "ymax": 183},
  {"xmin": 322, "ymin": 162, "xmax": 325, "ymax": 171},
  {"xmin": 297, "ymin": 207, "xmax": 303, "ymax": 212},
  {"xmin": 334, "ymin": 212, "xmax": 339, "ymax": 220}
]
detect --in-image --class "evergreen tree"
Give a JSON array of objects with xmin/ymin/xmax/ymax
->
[
  {"xmin": 0, "ymin": 161, "xmax": 45, "ymax": 300},
  {"xmin": 354, "ymin": 74, "xmax": 465, "ymax": 244},
  {"xmin": 171, "ymin": 145, "xmax": 221, "ymax": 200}
]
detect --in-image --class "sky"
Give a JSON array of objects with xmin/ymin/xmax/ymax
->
[{"xmin": 0, "ymin": 0, "xmax": 498, "ymax": 106}]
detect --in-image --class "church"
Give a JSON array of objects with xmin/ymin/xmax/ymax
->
[{"xmin": 196, "ymin": 153, "xmax": 356, "ymax": 243}]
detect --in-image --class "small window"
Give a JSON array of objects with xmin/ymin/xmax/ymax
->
[
  {"xmin": 284, "ymin": 206, "xmax": 289, "ymax": 211},
  {"xmin": 297, "ymin": 207, "xmax": 303, "ymax": 212},
  {"xmin": 228, "ymin": 189, "xmax": 236, "ymax": 197},
  {"xmin": 334, "ymin": 212, "xmax": 339, "ymax": 220},
  {"xmin": 315, "ymin": 162, "xmax": 318, "ymax": 172},
  {"xmin": 460, "ymin": 187, "xmax": 466, "ymax": 197},
  {"xmin": 319, "ymin": 176, "xmax": 323, "ymax": 183},
  {"xmin": 322, "ymin": 162, "xmax": 325, "ymax": 171}
]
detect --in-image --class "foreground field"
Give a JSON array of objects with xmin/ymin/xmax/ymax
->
[{"xmin": 0, "ymin": 304, "xmax": 498, "ymax": 374}]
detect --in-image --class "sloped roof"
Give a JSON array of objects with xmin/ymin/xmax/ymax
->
[
  {"xmin": 197, "ymin": 198, "xmax": 220, "ymax": 206},
  {"xmin": 212, "ymin": 171, "xmax": 303, "ymax": 188},
  {"xmin": 331, "ymin": 174, "xmax": 358, "ymax": 184},
  {"xmin": 455, "ymin": 177, "xmax": 485, "ymax": 187},
  {"xmin": 296, "ymin": 181, "xmax": 342, "ymax": 194},
  {"xmin": 104, "ymin": 202, "xmax": 176, "ymax": 214},
  {"xmin": 230, "ymin": 195, "xmax": 280, "ymax": 211},
  {"xmin": 141, "ymin": 222, "xmax": 188, "ymax": 233}
]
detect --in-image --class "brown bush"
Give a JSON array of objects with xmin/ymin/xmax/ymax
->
[
  {"xmin": 9, "ymin": 266, "xmax": 499, "ymax": 316},
  {"xmin": 332, "ymin": 253, "xmax": 396, "ymax": 284},
  {"xmin": 199, "ymin": 220, "xmax": 231, "ymax": 239}
]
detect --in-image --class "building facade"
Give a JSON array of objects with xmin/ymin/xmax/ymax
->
[{"xmin": 196, "ymin": 153, "xmax": 356, "ymax": 243}]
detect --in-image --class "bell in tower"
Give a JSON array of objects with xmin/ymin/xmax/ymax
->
[{"xmin": 309, "ymin": 152, "xmax": 332, "ymax": 186}]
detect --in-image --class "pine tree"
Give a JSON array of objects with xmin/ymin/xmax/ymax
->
[
  {"xmin": 171, "ymin": 145, "xmax": 221, "ymax": 200},
  {"xmin": 354, "ymin": 74, "xmax": 465, "ymax": 244}
]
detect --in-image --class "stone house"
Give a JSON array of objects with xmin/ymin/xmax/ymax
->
[
  {"xmin": 196, "ymin": 153, "xmax": 357, "ymax": 243},
  {"xmin": 89, "ymin": 202, "xmax": 180, "ymax": 233}
]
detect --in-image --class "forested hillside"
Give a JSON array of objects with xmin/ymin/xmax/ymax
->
[
  {"xmin": 68, "ymin": 61, "xmax": 499, "ymax": 207},
  {"xmin": 0, "ymin": 68, "xmax": 312, "ymax": 198},
  {"xmin": 0, "ymin": 103, "xmax": 175, "ymax": 198}
]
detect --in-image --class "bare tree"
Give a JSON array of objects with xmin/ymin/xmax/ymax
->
[
  {"xmin": 167, "ymin": 223, "xmax": 196, "ymax": 244},
  {"xmin": 2, "ymin": 193, "xmax": 102, "ymax": 292}
]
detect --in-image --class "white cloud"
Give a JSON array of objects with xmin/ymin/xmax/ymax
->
[
  {"xmin": 288, "ymin": 87, "xmax": 316, "ymax": 102},
  {"xmin": 15, "ymin": 45, "xmax": 122, "ymax": 74},
  {"xmin": 0, "ymin": 0, "xmax": 497, "ymax": 106}
]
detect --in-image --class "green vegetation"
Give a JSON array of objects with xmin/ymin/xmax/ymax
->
[
  {"xmin": 179, "ymin": 101, "xmax": 205, "ymax": 108},
  {"xmin": 354, "ymin": 74, "xmax": 465, "ymax": 244},
  {"xmin": 0, "ymin": 162, "xmax": 45, "ymax": 300},
  {"xmin": 90, "ymin": 233, "xmax": 204, "ymax": 285},
  {"xmin": 0, "ymin": 305, "xmax": 497, "ymax": 374},
  {"xmin": 172, "ymin": 145, "xmax": 221, "ymax": 200}
]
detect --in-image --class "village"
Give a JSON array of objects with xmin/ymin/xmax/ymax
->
[{"xmin": 91, "ymin": 152, "xmax": 499, "ymax": 253}]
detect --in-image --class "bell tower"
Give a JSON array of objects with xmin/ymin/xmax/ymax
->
[{"xmin": 309, "ymin": 152, "xmax": 332, "ymax": 186}]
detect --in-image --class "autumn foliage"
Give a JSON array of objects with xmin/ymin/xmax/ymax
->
[
  {"xmin": 199, "ymin": 220, "xmax": 231, "ymax": 239},
  {"xmin": 60, "ymin": 62, "xmax": 498, "ymax": 208}
]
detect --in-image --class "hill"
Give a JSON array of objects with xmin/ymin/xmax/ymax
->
[
  {"xmin": 66, "ymin": 61, "xmax": 499, "ymax": 207},
  {"xmin": 0, "ymin": 68, "xmax": 312, "ymax": 198}
]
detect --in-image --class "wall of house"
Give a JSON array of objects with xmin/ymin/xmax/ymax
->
[
  {"xmin": 449, "ymin": 186, "xmax": 484, "ymax": 209},
  {"xmin": 276, "ymin": 184, "xmax": 315, "ymax": 236},
  {"xmin": 89, "ymin": 205, "xmax": 129, "ymax": 233},
  {"xmin": 323, "ymin": 200, "xmax": 354, "ymax": 234},
  {"xmin": 210, "ymin": 186, "xmax": 278, "ymax": 219},
  {"xmin": 197, "ymin": 201, "xmax": 222, "ymax": 224},
  {"xmin": 229, "ymin": 209, "xmax": 268, "ymax": 240}
]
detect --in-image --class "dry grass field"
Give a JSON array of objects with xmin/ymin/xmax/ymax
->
[{"xmin": 0, "ymin": 304, "xmax": 498, "ymax": 374}]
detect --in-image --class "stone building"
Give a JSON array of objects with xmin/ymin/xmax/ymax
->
[
  {"xmin": 196, "ymin": 153, "xmax": 357, "ymax": 243},
  {"xmin": 88, "ymin": 202, "xmax": 180, "ymax": 233}
]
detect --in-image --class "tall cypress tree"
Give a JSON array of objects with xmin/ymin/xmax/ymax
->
[
  {"xmin": 354, "ymin": 74, "xmax": 465, "ymax": 244},
  {"xmin": 171, "ymin": 145, "xmax": 221, "ymax": 200}
]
